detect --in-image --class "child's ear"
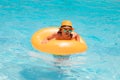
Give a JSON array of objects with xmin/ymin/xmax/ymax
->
[{"xmin": 59, "ymin": 28, "xmax": 62, "ymax": 30}]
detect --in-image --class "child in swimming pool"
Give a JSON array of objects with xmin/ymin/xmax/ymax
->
[{"xmin": 41, "ymin": 20, "xmax": 80, "ymax": 44}]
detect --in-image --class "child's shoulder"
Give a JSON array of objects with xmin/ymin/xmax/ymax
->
[{"xmin": 72, "ymin": 32, "xmax": 79, "ymax": 37}]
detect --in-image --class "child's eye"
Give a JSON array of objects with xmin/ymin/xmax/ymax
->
[
  {"xmin": 69, "ymin": 30, "xmax": 72, "ymax": 32},
  {"xmin": 64, "ymin": 30, "xmax": 67, "ymax": 32}
]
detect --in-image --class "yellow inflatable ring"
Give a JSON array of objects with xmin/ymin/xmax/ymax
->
[{"xmin": 31, "ymin": 27, "xmax": 87, "ymax": 55}]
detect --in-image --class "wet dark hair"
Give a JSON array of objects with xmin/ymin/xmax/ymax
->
[
  {"xmin": 57, "ymin": 28, "xmax": 62, "ymax": 35},
  {"xmin": 61, "ymin": 25, "xmax": 72, "ymax": 28}
]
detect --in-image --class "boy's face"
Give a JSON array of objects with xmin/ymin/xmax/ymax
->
[{"xmin": 61, "ymin": 26, "xmax": 73, "ymax": 36}]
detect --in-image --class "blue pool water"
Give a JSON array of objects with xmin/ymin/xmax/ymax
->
[{"xmin": 0, "ymin": 0, "xmax": 120, "ymax": 80}]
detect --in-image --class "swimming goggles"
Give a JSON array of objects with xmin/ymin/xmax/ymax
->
[{"xmin": 63, "ymin": 29, "xmax": 72, "ymax": 33}]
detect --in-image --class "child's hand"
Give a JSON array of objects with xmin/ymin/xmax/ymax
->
[{"xmin": 41, "ymin": 39, "xmax": 49, "ymax": 44}]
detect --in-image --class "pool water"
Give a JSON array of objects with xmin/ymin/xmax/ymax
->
[{"xmin": 0, "ymin": 0, "xmax": 120, "ymax": 80}]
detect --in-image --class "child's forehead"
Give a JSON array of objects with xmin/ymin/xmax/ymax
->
[{"xmin": 62, "ymin": 26, "xmax": 72, "ymax": 29}]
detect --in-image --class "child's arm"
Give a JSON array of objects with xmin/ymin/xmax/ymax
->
[
  {"xmin": 73, "ymin": 33, "xmax": 80, "ymax": 41},
  {"xmin": 41, "ymin": 33, "xmax": 56, "ymax": 44}
]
